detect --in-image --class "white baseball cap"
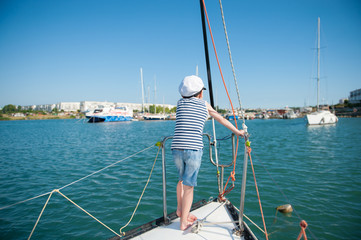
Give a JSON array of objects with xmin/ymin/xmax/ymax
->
[{"xmin": 179, "ymin": 75, "xmax": 206, "ymax": 97}]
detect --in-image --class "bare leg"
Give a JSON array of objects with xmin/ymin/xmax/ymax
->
[
  {"xmin": 176, "ymin": 181, "xmax": 197, "ymax": 223},
  {"xmin": 176, "ymin": 181, "xmax": 183, "ymax": 217},
  {"xmin": 180, "ymin": 185, "xmax": 194, "ymax": 230}
]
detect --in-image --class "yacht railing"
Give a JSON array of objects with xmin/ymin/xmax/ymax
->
[{"xmin": 159, "ymin": 133, "xmax": 236, "ymax": 224}]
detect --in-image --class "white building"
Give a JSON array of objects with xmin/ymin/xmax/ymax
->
[
  {"xmin": 29, "ymin": 104, "xmax": 55, "ymax": 112},
  {"xmin": 22, "ymin": 105, "xmax": 37, "ymax": 111},
  {"xmin": 80, "ymin": 101, "xmax": 175, "ymax": 113},
  {"xmin": 80, "ymin": 101, "xmax": 115, "ymax": 112},
  {"xmin": 349, "ymin": 88, "xmax": 361, "ymax": 104},
  {"xmin": 21, "ymin": 101, "xmax": 176, "ymax": 113},
  {"xmin": 339, "ymin": 98, "xmax": 348, "ymax": 104},
  {"xmin": 55, "ymin": 102, "xmax": 80, "ymax": 112},
  {"xmin": 118, "ymin": 102, "xmax": 175, "ymax": 112}
]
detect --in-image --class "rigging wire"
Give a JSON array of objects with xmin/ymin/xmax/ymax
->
[
  {"xmin": 218, "ymin": 0, "xmax": 245, "ymax": 122},
  {"xmin": 201, "ymin": 1, "xmax": 270, "ymax": 238},
  {"xmin": 216, "ymin": 2, "xmax": 316, "ymax": 238}
]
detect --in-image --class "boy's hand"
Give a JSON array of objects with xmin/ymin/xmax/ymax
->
[{"xmin": 236, "ymin": 129, "xmax": 245, "ymax": 137}]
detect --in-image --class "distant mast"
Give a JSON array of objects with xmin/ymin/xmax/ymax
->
[
  {"xmin": 317, "ymin": 17, "xmax": 320, "ymax": 111},
  {"xmin": 140, "ymin": 68, "xmax": 145, "ymax": 113},
  {"xmin": 154, "ymin": 75, "xmax": 157, "ymax": 114}
]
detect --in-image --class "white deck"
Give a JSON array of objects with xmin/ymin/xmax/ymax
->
[{"xmin": 131, "ymin": 201, "xmax": 243, "ymax": 240}]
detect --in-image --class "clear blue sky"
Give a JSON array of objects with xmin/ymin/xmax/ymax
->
[{"xmin": 0, "ymin": 0, "xmax": 360, "ymax": 109}]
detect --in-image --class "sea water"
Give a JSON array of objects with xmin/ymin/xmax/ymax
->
[{"xmin": 0, "ymin": 118, "xmax": 360, "ymax": 240}]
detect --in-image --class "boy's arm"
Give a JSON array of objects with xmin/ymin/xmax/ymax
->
[{"xmin": 205, "ymin": 102, "xmax": 245, "ymax": 137}]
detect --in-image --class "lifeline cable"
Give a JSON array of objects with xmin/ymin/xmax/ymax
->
[
  {"xmin": 26, "ymin": 144, "xmax": 159, "ymax": 239},
  {"xmin": 28, "ymin": 189, "xmax": 122, "ymax": 240},
  {"xmin": 119, "ymin": 145, "xmax": 161, "ymax": 235},
  {"xmin": 0, "ymin": 144, "xmax": 155, "ymax": 211}
]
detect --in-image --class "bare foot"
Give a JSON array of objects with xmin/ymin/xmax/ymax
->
[
  {"xmin": 180, "ymin": 221, "xmax": 193, "ymax": 230},
  {"xmin": 187, "ymin": 213, "xmax": 197, "ymax": 223},
  {"xmin": 177, "ymin": 209, "xmax": 197, "ymax": 223}
]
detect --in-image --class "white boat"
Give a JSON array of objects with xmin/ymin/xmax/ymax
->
[
  {"xmin": 306, "ymin": 109, "xmax": 338, "ymax": 125},
  {"xmin": 284, "ymin": 110, "xmax": 298, "ymax": 119},
  {"xmin": 86, "ymin": 106, "xmax": 133, "ymax": 122},
  {"xmin": 306, "ymin": 18, "xmax": 338, "ymax": 125},
  {"xmin": 143, "ymin": 113, "xmax": 167, "ymax": 120}
]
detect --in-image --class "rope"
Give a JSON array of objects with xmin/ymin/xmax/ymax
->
[
  {"xmin": 205, "ymin": 2, "xmax": 313, "ymax": 240},
  {"xmin": 119, "ymin": 145, "xmax": 161, "ymax": 235},
  {"xmin": 59, "ymin": 144, "xmax": 155, "ymax": 190},
  {"xmin": 201, "ymin": 0, "xmax": 238, "ymax": 128},
  {"xmin": 216, "ymin": 134, "xmax": 232, "ymax": 141},
  {"xmin": 26, "ymin": 144, "xmax": 159, "ymax": 239},
  {"xmin": 192, "ymin": 201, "xmax": 226, "ymax": 233},
  {"xmin": 248, "ymin": 146, "xmax": 269, "ymax": 240},
  {"xmin": 28, "ymin": 190, "xmax": 55, "ymax": 240},
  {"xmin": 252, "ymin": 151, "xmax": 318, "ymax": 240},
  {"xmin": 201, "ymin": 0, "xmax": 240, "ymax": 199},
  {"xmin": 233, "ymin": 204, "xmax": 266, "ymax": 235},
  {"xmin": 202, "ymin": 2, "xmax": 270, "ymax": 239},
  {"xmin": 28, "ymin": 189, "xmax": 122, "ymax": 240},
  {"xmin": 0, "ymin": 192, "xmax": 52, "ymax": 211},
  {"xmin": 243, "ymin": 213, "xmax": 266, "ymax": 235},
  {"xmin": 296, "ymin": 220, "xmax": 308, "ymax": 240},
  {"xmin": 57, "ymin": 190, "xmax": 122, "ymax": 237},
  {"xmin": 0, "ymin": 144, "xmax": 155, "ymax": 211}
]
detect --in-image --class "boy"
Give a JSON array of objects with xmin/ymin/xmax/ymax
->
[{"xmin": 171, "ymin": 75, "xmax": 244, "ymax": 230}]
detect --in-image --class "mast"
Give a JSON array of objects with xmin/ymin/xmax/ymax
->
[
  {"xmin": 199, "ymin": 0, "xmax": 215, "ymax": 108},
  {"xmin": 147, "ymin": 86, "xmax": 150, "ymax": 105},
  {"xmin": 199, "ymin": 0, "xmax": 221, "ymax": 196},
  {"xmin": 317, "ymin": 17, "xmax": 320, "ymax": 111},
  {"xmin": 140, "ymin": 68, "xmax": 145, "ymax": 113},
  {"xmin": 154, "ymin": 75, "xmax": 157, "ymax": 114}
]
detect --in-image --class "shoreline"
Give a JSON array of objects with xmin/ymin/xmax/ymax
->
[
  {"xmin": 1, "ymin": 115, "xmax": 360, "ymax": 122},
  {"xmin": 0, "ymin": 115, "xmax": 83, "ymax": 121}
]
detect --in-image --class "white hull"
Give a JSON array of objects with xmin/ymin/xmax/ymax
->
[
  {"xmin": 143, "ymin": 114, "xmax": 167, "ymax": 120},
  {"xmin": 86, "ymin": 107, "xmax": 133, "ymax": 122},
  {"xmin": 306, "ymin": 110, "xmax": 338, "ymax": 125}
]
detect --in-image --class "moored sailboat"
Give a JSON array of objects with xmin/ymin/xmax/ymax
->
[{"xmin": 306, "ymin": 18, "xmax": 338, "ymax": 125}]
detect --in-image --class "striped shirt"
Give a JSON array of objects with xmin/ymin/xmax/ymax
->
[{"xmin": 171, "ymin": 97, "xmax": 208, "ymax": 150}]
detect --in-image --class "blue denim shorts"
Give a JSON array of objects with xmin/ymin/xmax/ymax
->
[{"xmin": 172, "ymin": 149, "xmax": 203, "ymax": 187}]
